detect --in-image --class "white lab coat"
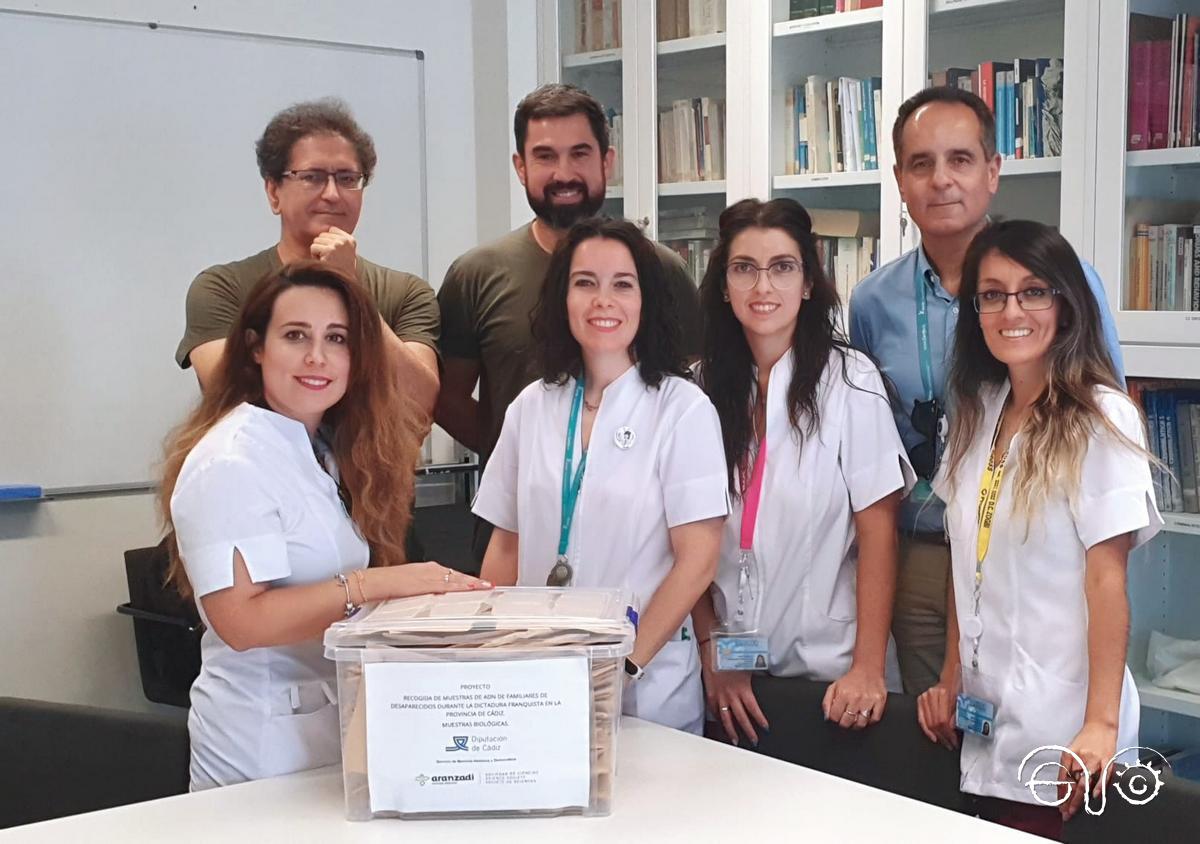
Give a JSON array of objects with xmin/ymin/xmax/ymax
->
[
  {"xmin": 710, "ymin": 349, "xmax": 912, "ymax": 685},
  {"xmin": 934, "ymin": 383, "xmax": 1162, "ymax": 804},
  {"xmin": 171, "ymin": 403, "xmax": 369, "ymax": 790},
  {"xmin": 473, "ymin": 366, "xmax": 729, "ymax": 733}
]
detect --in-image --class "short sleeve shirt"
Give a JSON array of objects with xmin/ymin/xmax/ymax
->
[
  {"xmin": 437, "ymin": 223, "xmax": 702, "ymax": 462},
  {"xmin": 176, "ymin": 246, "xmax": 439, "ymax": 368}
]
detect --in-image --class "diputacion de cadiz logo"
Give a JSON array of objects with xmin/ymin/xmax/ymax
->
[{"xmin": 1018, "ymin": 746, "xmax": 1171, "ymax": 814}]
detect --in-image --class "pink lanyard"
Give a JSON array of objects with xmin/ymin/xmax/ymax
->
[{"xmin": 739, "ymin": 436, "xmax": 768, "ymax": 552}]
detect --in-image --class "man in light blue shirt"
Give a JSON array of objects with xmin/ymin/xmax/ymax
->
[{"xmin": 849, "ymin": 86, "xmax": 1124, "ymax": 696}]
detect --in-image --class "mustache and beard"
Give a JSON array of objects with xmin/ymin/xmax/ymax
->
[{"xmin": 527, "ymin": 177, "xmax": 606, "ymax": 229}]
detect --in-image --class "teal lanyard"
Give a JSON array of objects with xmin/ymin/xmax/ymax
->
[
  {"xmin": 559, "ymin": 378, "xmax": 589, "ymax": 558},
  {"xmin": 914, "ymin": 263, "xmax": 934, "ymax": 403}
]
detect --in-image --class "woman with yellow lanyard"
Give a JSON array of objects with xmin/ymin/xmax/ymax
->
[{"xmin": 918, "ymin": 221, "xmax": 1161, "ymax": 839}]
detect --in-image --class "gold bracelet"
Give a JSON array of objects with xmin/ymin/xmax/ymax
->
[{"xmin": 352, "ymin": 568, "xmax": 369, "ymax": 604}]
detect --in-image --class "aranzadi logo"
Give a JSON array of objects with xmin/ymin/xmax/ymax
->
[
  {"xmin": 1018, "ymin": 746, "xmax": 1170, "ymax": 814},
  {"xmin": 414, "ymin": 773, "xmax": 476, "ymax": 787}
]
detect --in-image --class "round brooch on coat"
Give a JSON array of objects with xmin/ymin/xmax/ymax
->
[{"xmin": 614, "ymin": 426, "xmax": 636, "ymax": 450}]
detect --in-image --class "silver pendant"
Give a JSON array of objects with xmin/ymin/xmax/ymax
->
[
  {"xmin": 547, "ymin": 555, "xmax": 573, "ymax": 587},
  {"xmin": 961, "ymin": 616, "xmax": 983, "ymax": 640},
  {"xmin": 614, "ymin": 426, "xmax": 636, "ymax": 450}
]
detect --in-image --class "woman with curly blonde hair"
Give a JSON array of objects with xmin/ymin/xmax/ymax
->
[{"xmin": 161, "ymin": 261, "xmax": 488, "ymax": 790}]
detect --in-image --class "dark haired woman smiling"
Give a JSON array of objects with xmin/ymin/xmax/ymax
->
[{"xmin": 475, "ymin": 217, "xmax": 728, "ymax": 733}]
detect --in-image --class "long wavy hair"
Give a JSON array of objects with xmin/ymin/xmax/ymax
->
[
  {"xmin": 943, "ymin": 220, "xmax": 1148, "ymax": 522},
  {"xmin": 160, "ymin": 261, "xmax": 424, "ymax": 599},
  {"xmin": 698, "ymin": 198, "xmax": 861, "ymax": 495},
  {"xmin": 532, "ymin": 216, "xmax": 690, "ymax": 388}
]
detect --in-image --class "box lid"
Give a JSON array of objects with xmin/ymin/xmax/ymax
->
[{"xmin": 324, "ymin": 587, "xmax": 636, "ymax": 657}]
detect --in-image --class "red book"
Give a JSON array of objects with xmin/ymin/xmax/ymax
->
[
  {"xmin": 860, "ymin": 0, "xmax": 883, "ymax": 7},
  {"xmin": 1129, "ymin": 40, "xmax": 1153, "ymax": 150},
  {"xmin": 1184, "ymin": 17, "xmax": 1200, "ymax": 146},
  {"xmin": 1150, "ymin": 39, "xmax": 1172, "ymax": 149},
  {"xmin": 978, "ymin": 61, "xmax": 997, "ymax": 112}
]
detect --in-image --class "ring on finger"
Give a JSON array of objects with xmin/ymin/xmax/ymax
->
[
  {"xmin": 719, "ymin": 705, "xmax": 731, "ymax": 712},
  {"xmin": 443, "ymin": 570, "xmax": 450, "ymax": 584}
]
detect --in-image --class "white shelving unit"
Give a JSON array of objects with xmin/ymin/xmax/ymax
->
[{"xmin": 541, "ymin": 2, "xmax": 1200, "ymax": 747}]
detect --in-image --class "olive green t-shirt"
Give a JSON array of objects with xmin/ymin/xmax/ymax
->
[
  {"xmin": 437, "ymin": 222, "xmax": 701, "ymax": 463},
  {"xmin": 175, "ymin": 246, "xmax": 439, "ymax": 368}
]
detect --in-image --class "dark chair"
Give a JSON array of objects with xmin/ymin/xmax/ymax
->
[
  {"xmin": 747, "ymin": 674, "xmax": 965, "ymax": 812},
  {"xmin": 117, "ymin": 541, "xmax": 202, "ymax": 707},
  {"xmin": 0, "ymin": 697, "xmax": 189, "ymax": 828},
  {"xmin": 1062, "ymin": 764, "xmax": 1200, "ymax": 843}
]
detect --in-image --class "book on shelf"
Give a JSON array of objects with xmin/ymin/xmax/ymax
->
[
  {"xmin": 930, "ymin": 58, "xmax": 1062, "ymax": 159},
  {"xmin": 788, "ymin": 0, "xmax": 880, "ymax": 18},
  {"xmin": 607, "ymin": 110, "xmax": 623, "ymax": 187},
  {"xmin": 1127, "ymin": 222, "xmax": 1200, "ymax": 312},
  {"xmin": 574, "ymin": 0, "xmax": 621, "ymax": 54},
  {"xmin": 784, "ymin": 76, "xmax": 881, "ymax": 175},
  {"xmin": 656, "ymin": 0, "xmax": 725, "ymax": 41},
  {"xmin": 806, "ymin": 208, "xmax": 880, "ymax": 305},
  {"xmin": 1128, "ymin": 380, "xmax": 1200, "ymax": 515},
  {"xmin": 1127, "ymin": 13, "xmax": 1200, "ymax": 151},
  {"xmin": 658, "ymin": 97, "xmax": 726, "ymax": 183},
  {"xmin": 660, "ymin": 206, "xmax": 718, "ymax": 281}
]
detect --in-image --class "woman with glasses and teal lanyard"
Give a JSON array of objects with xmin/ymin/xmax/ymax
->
[
  {"xmin": 920, "ymin": 221, "xmax": 1161, "ymax": 837},
  {"xmin": 473, "ymin": 217, "xmax": 728, "ymax": 734},
  {"xmin": 690, "ymin": 199, "xmax": 913, "ymax": 746}
]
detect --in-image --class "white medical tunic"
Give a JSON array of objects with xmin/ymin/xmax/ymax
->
[
  {"xmin": 171, "ymin": 402, "xmax": 369, "ymax": 790},
  {"xmin": 473, "ymin": 366, "xmax": 729, "ymax": 733},
  {"xmin": 710, "ymin": 349, "xmax": 913, "ymax": 682},
  {"xmin": 934, "ymin": 384, "xmax": 1162, "ymax": 804}
]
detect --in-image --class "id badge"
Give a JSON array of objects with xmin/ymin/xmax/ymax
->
[
  {"xmin": 713, "ymin": 630, "xmax": 770, "ymax": 672},
  {"xmin": 955, "ymin": 693, "xmax": 996, "ymax": 739}
]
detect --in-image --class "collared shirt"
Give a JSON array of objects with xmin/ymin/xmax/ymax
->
[
  {"xmin": 709, "ymin": 348, "xmax": 912, "ymax": 684},
  {"xmin": 849, "ymin": 246, "xmax": 1126, "ymax": 535},
  {"xmin": 171, "ymin": 402, "xmax": 369, "ymax": 789},
  {"xmin": 473, "ymin": 366, "xmax": 729, "ymax": 733},
  {"xmin": 932, "ymin": 383, "xmax": 1159, "ymax": 803}
]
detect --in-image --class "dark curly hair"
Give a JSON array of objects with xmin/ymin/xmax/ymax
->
[
  {"xmin": 699, "ymin": 198, "xmax": 865, "ymax": 495},
  {"xmin": 532, "ymin": 217, "xmax": 690, "ymax": 389},
  {"xmin": 255, "ymin": 98, "xmax": 377, "ymax": 184}
]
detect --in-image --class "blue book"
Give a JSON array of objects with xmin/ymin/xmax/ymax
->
[{"xmin": 0, "ymin": 485, "xmax": 42, "ymax": 501}]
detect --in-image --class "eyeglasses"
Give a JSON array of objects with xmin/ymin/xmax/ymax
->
[
  {"xmin": 973, "ymin": 287, "xmax": 1060, "ymax": 314},
  {"xmin": 281, "ymin": 169, "xmax": 367, "ymax": 191},
  {"xmin": 909, "ymin": 398, "xmax": 946, "ymax": 481},
  {"xmin": 726, "ymin": 260, "xmax": 803, "ymax": 291}
]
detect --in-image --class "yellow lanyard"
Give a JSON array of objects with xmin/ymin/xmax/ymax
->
[
  {"xmin": 975, "ymin": 436, "xmax": 1008, "ymax": 565},
  {"xmin": 968, "ymin": 408, "xmax": 1009, "ymax": 671}
]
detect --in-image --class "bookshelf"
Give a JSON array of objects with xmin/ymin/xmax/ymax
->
[{"xmin": 539, "ymin": 0, "xmax": 1200, "ymax": 754}]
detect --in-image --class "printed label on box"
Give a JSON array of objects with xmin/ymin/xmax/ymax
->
[{"xmin": 364, "ymin": 657, "xmax": 590, "ymax": 813}]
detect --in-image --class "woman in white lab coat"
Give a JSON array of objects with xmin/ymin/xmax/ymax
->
[
  {"xmin": 919, "ymin": 221, "xmax": 1161, "ymax": 838},
  {"xmin": 474, "ymin": 217, "xmax": 729, "ymax": 734},
  {"xmin": 689, "ymin": 198, "xmax": 912, "ymax": 747},
  {"xmin": 160, "ymin": 262, "xmax": 489, "ymax": 790}
]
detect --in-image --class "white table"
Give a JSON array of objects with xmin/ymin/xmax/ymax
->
[{"xmin": 1, "ymin": 718, "xmax": 1035, "ymax": 842}]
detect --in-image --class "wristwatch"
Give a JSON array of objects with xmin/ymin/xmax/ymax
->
[{"xmin": 624, "ymin": 657, "xmax": 645, "ymax": 681}]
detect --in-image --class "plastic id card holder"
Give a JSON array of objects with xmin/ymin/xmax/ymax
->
[
  {"xmin": 955, "ymin": 693, "xmax": 996, "ymax": 739},
  {"xmin": 713, "ymin": 630, "xmax": 770, "ymax": 672}
]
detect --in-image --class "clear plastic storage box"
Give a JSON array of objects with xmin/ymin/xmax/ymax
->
[{"xmin": 324, "ymin": 587, "xmax": 635, "ymax": 821}]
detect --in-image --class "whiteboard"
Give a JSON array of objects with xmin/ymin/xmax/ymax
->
[{"xmin": 0, "ymin": 10, "xmax": 428, "ymax": 491}]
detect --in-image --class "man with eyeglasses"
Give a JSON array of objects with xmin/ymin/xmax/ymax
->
[
  {"xmin": 176, "ymin": 98, "xmax": 439, "ymax": 415},
  {"xmin": 848, "ymin": 86, "xmax": 1124, "ymax": 697}
]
